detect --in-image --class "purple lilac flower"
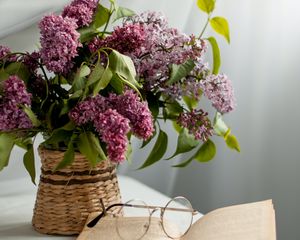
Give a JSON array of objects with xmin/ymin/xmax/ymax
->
[
  {"xmin": 93, "ymin": 109, "xmax": 130, "ymax": 163},
  {"xmin": 177, "ymin": 109, "xmax": 213, "ymax": 142},
  {"xmin": 88, "ymin": 24, "xmax": 146, "ymax": 54},
  {"xmin": 62, "ymin": 3, "xmax": 94, "ymax": 27},
  {"xmin": 200, "ymin": 74, "xmax": 236, "ymax": 114},
  {"xmin": 4, "ymin": 75, "xmax": 31, "ymax": 105},
  {"xmin": 109, "ymin": 90, "xmax": 154, "ymax": 140},
  {"xmin": 72, "ymin": 0, "xmax": 98, "ymax": 10},
  {"xmin": 22, "ymin": 51, "xmax": 40, "ymax": 73},
  {"xmin": 39, "ymin": 14, "xmax": 80, "ymax": 74},
  {"xmin": 68, "ymin": 95, "xmax": 108, "ymax": 125},
  {"xmin": 0, "ymin": 76, "xmax": 32, "ymax": 131},
  {"xmin": 0, "ymin": 45, "xmax": 17, "ymax": 62}
]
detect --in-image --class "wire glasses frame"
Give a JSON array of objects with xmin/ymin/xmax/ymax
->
[{"xmin": 87, "ymin": 196, "xmax": 198, "ymax": 239}]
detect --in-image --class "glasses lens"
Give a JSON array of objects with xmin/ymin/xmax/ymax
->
[
  {"xmin": 116, "ymin": 200, "xmax": 150, "ymax": 240},
  {"xmin": 162, "ymin": 197, "xmax": 193, "ymax": 239}
]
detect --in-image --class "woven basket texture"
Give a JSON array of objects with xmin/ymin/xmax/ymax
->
[{"xmin": 32, "ymin": 146, "xmax": 122, "ymax": 235}]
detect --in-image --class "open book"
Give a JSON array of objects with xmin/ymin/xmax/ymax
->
[{"xmin": 77, "ymin": 200, "xmax": 276, "ymax": 240}]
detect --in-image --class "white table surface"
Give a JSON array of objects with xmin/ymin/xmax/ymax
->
[{"xmin": 0, "ymin": 175, "xmax": 202, "ymax": 239}]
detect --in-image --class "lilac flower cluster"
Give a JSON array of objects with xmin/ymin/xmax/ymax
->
[
  {"xmin": 89, "ymin": 24, "xmax": 146, "ymax": 54},
  {"xmin": 177, "ymin": 109, "xmax": 213, "ymax": 142},
  {"xmin": 39, "ymin": 14, "xmax": 80, "ymax": 74},
  {"xmin": 0, "ymin": 45, "xmax": 17, "ymax": 62},
  {"xmin": 110, "ymin": 90, "xmax": 154, "ymax": 140},
  {"xmin": 0, "ymin": 76, "xmax": 32, "ymax": 131},
  {"xmin": 200, "ymin": 74, "xmax": 236, "ymax": 114},
  {"xmin": 62, "ymin": 0, "xmax": 98, "ymax": 27},
  {"xmin": 69, "ymin": 91, "xmax": 154, "ymax": 162},
  {"xmin": 94, "ymin": 109, "xmax": 130, "ymax": 163}
]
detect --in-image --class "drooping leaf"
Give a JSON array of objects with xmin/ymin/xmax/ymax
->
[
  {"xmin": 78, "ymin": 25, "xmax": 98, "ymax": 43},
  {"xmin": 225, "ymin": 133, "xmax": 241, "ymax": 152},
  {"xmin": 43, "ymin": 129, "xmax": 73, "ymax": 146},
  {"xmin": 147, "ymin": 94, "xmax": 159, "ymax": 119},
  {"xmin": 93, "ymin": 4, "xmax": 111, "ymax": 29},
  {"xmin": 139, "ymin": 130, "xmax": 168, "ymax": 169},
  {"xmin": 113, "ymin": 6, "xmax": 136, "ymax": 22},
  {"xmin": 23, "ymin": 106, "xmax": 41, "ymax": 127},
  {"xmin": 183, "ymin": 95, "xmax": 199, "ymax": 111},
  {"xmin": 210, "ymin": 17, "xmax": 230, "ymax": 43},
  {"xmin": 173, "ymin": 158, "xmax": 193, "ymax": 168},
  {"xmin": 14, "ymin": 137, "xmax": 32, "ymax": 150},
  {"xmin": 126, "ymin": 143, "xmax": 133, "ymax": 163},
  {"xmin": 167, "ymin": 59, "xmax": 195, "ymax": 85},
  {"xmin": 141, "ymin": 127, "xmax": 157, "ymax": 149},
  {"xmin": 0, "ymin": 134, "xmax": 15, "ymax": 171},
  {"xmin": 5, "ymin": 62, "xmax": 30, "ymax": 83},
  {"xmin": 72, "ymin": 65, "xmax": 90, "ymax": 92},
  {"xmin": 93, "ymin": 67, "xmax": 113, "ymax": 95},
  {"xmin": 77, "ymin": 132, "xmax": 106, "ymax": 167},
  {"xmin": 197, "ymin": 0, "xmax": 215, "ymax": 14},
  {"xmin": 108, "ymin": 50, "xmax": 140, "ymax": 88},
  {"xmin": 0, "ymin": 69, "xmax": 9, "ymax": 81},
  {"xmin": 87, "ymin": 62, "xmax": 105, "ymax": 87},
  {"xmin": 207, "ymin": 37, "xmax": 221, "ymax": 74},
  {"xmin": 54, "ymin": 139, "xmax": 75, "ymax": 171},
  {"xmin": 213, "ymin": 112, "xmax": 229, "ymax": 136},
  {"xmin": 116, "ymin": 73, "xmax": 142, "ymax": 99},
  {"xmin": 110, "ymin": 73, "xmax": 124, "ymax": 94},
  {"xmin": 166, "ymin": 128, "xmax": 199, "ymax": 160},
  {"xmin": 165, "ymin": 101, "xmax": 183, "ymax": 119},
  {"xmin": 172, "ymin": 121, "xmax": 182, "ymax": 133},
  {"xmin": 23, "ymin": 144, "xmax": 36, "ymax": 184},
  {"xmin": 193, "ymin": 139, "xmax": 216, "ymax": 162}
]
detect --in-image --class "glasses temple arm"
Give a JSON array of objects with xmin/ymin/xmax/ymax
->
[{"xmin": 87, "ymin": 203, "xmax": 129, "ymax": 228}]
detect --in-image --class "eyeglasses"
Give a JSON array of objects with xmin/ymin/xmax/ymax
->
[{"xmin": 87, "ymin": 196, "xmax": 198, "ymax": 239}]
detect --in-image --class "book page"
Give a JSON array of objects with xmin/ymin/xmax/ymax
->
[{"xmin": 183, "ymin": 200, "xmax": 276, "ymax": 240}]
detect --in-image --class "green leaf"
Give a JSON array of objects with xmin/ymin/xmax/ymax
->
[
  {"xmin": 166, "ymin": 128, "xmax": 199, "ymax": 160},
  {"xmin": 23, "ymin": 106, "xmax": 41, "ymax": 127},
  {"xmin": 197, "ymin": 0, "xmax": 215, "ymax": 14},
  {"xmin": 5, "ymin": 62, "xmax": 30, "ymax": 82},
  {"xmin": 210, "ymin": 17, "xmax": 230, "ymax": 43},
  {"xmin": 126, "ymin": 143, "xmax": 133, "ymax": 163},
  {"xmin": 93, "ymin": 67, "xmax": 113, "ymax": 95},
  {"xmin": 167, "ymin": 59, "xmax": 195, "ymax": 85},
  {"xmin": 77, "ymin": 132, "xmax": 106, "ymax": 167},
  {"xmin": 72, "ymin": 65, "xmax": 90, "ymax": 92},
  {"xmin": 193, "ymin": 139, "xmax": 216, "ymax": 162},
  {"xmin": 183, "ymin": 95, "xmax": 199, "ymax": 111},
  {"xmin": 113, "ymin": 6, "xmax": 136, "ymax": 22},
  {"xmin": 225, "ymin": 133, "xmax": 240, "ymax": 152},
  {"xmin": 207, "ymin": 37, "xmax": 221, "ymax": 74},
  {"xmin": 14, "ymin": 137, "xmax": 32, "ymax": 150},
  {"xmin": 43, "ymin": 129, "xmax": 73, "ymax": 146},
  {"xmin": 139, "ymin": 130, "xmax": 168, "ymax": 169},
  {"xmin": 54, "ymin": 139, "xmax": 75, "ymax": 171},
  {"xmin": 173, "ymin": 158, "xmax": 193, "ymax": 168},
  {"xmin": 93, "ymin": 4, "xmax": 111, "ymax": 29},
  {"xmin": 0, "ymin": 68, "xmax": 9, "ymax": 81},
  {"xmin": 78, "ymin": 26, "xmax": 98, "ymax": 43},
  {"xmin": 109, "ymin": 50, "xmax": 140, "ymax": 88},
  {"xmin": 87, "ymin": 62, "xmax": 105, "ymax": 87},
  {"xmin": 172, "ymin": 121, "xmax": 182, "ymax": 133},
  {"xmin": 110, "ymin": 74, "xmax": 124, "ymax": 94},
  {"xmin": 147, "ymin": 93, "xmax": 159, "ymax": 119},
  {"xmin": 213, "ymin": 112, "xmax": 229, "ymax": 136},
  {"xmin": 0, "ymin": 134, "xmax": 15, "ymax": 171},
  {"xmin": 116, "ymin": 73, "xmax": 142, "ymax": 99},
  {"xmin": 165, "ymin": 101, "xmax": 183, "ymax": 119},
  {"xmin": 23, "ymin": 144, "xmax": 36, "ymax": 185}
]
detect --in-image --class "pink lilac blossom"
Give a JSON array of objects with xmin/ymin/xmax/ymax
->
[
  {"xmin": 200, "ymin": 74, "xmax": 236, "ymax": 114},
  {"xmin": 0, "ymin": 45, "xmax": 17, "ymax": 62},
  {"xmin": 62, "ymin": 3, "xmax": 94, "ymax": 27},
  {"xmin": 88, "ymin": 24, "xmax": 146, "ymax": 54},
  {"xmin": 39, "ymin": 14, "xmax": 80, "ymax": 74},
  {"xmin": 93, "ymin": 109, "xmax": 130, "ymax": 163},
  {"xmin": 177, "ymin": 109, "xmax": 213, "ymax": 142},
  {"xmin": 68, "ymin": 95, "xmax": 108, "ymax": 125},
  {"xmin": 72, "ymin": 0, "xmax": 98, "ymax": 10},
  {"xmin": 0, "ymin": 76, "xmax": 32, "ymax": 131},
  {"xmin": 109, "ymin": 90, "xmax": 154, "ymax": 140}
]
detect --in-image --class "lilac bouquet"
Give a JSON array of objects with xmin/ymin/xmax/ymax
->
[{"xmin": 0, "ymin": 0, "xmax": 239, "ymax": 183}]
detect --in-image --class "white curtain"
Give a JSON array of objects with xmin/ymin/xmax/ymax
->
[{"xmin": 1, "ymin": 0, "xmax": 300, "ymax": 238}]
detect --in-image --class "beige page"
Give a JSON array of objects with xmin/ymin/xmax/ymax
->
[{"xmin": 77, "ymin": 200, "xmax": 276, "ymax": 240}]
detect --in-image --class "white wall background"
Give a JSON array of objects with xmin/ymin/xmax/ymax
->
[{"xmin": 1, "ymin": 0, "xmax": 300, "ymax": 239}]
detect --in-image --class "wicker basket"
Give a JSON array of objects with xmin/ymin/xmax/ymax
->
[{"xmin": 32, "ymin": 146, "xmax": 122, "ymax": 235}]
